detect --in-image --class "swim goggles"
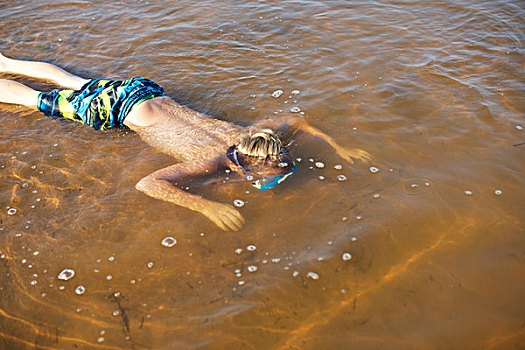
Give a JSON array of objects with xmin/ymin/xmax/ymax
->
[{"xmin": 226, "ymin": 145, "xmax": 297, "ymax": 191}]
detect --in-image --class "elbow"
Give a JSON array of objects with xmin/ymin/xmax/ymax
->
[
  {"xmin": 135, "ymin": 177, "xmax": 152, "ymax": 193},
  {"xmin": 135, "ymin": 175, "xmax": 171, "ymax": 194}
]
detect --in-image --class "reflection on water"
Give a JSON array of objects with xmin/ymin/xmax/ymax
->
[{"xmin": 1, "ymin": 0, "xmax": 524, "ymax": 348}]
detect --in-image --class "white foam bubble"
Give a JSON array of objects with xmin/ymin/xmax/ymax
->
[
  {"xmin": 369, "ymin": 167, "xmax": 379, "ymax": 173},
  {"xmin": 334, "ymin": 164, "xmax": 343, "ymax": 170},
  {"xmin": 161, "ymin": 236, "xmax": 177, "ymax": 247},
  {"xmin": 234, "ymin": 248, "xmax": 243, "ymax": 254},
  {"xmin": 246, "ymin": 245, "xmax": 257, "ymax": 251},
  {"xmin": 290, "ymin": 107, "xmax": 301, "ymax": 113},
  {"xmin": 58, "ymin": 269, "xmax": 75, "ymax": 281},
  {"xmin": 318, "ymin": 175, "xmax": 325, "ymax": 181},
  {"xmin": 7, "ymin": 208, "xmax": 17, "ymax": 216},
  {"xmin": 307, "ymin": 272, "xmax": 319, "ymax": 280},
  {"xmin": 494, "ymin": 189, "xmax": 502, "ymax": 195},
  {"xmin": 291, "ymin": 90, "xmax": 300, "ymax": 95},
  {"xmin": 315, "ymin": 162, "xmax": 325, "ymax": 168},
  {"xmin": 337, "ymin": 175, "xmax": 347, "ymax": 181},
  {"xmin": 75, "ymin": 285, "xmax": 86, "ymax": 295},
  {"xmin": 247, "ymin": 265, "xmax": 258, "ymax": 273},
  {"xmin": 464, "ymin": 190, "xmax": 473, "ymax": 196},
  {"xmin": 342, "ymin": 253, "xmax": 352, "ymax": 261},
  {"xmin": 272, "ymin": 90, "xmax": 283, "ymax": 98},
  {"xmin": 233, "ymin": 199, "xmax": 245, "ymax": 208}
]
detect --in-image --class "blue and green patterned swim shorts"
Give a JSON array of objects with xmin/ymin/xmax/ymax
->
[{"xmin": 37, "ymin": 77, "xmax": 165, "ymax": 131}]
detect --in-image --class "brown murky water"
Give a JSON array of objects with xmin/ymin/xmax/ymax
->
[{"xmin": 1, "ymin": 1, "xmax": 524, "ymax": 349}]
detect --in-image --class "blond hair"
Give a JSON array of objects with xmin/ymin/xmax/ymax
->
[{"xmin": 238, "ymin": 129, "xmax": 282, "ymax": 159}]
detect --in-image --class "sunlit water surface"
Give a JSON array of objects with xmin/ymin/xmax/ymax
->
[{"xmin": 0, "ymin": 1, "xmax": 524, "ymax": 349}]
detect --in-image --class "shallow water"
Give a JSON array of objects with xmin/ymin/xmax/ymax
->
[{"xmin": 1, "ymin": 0, "xmax": 524, "ymax": 349}]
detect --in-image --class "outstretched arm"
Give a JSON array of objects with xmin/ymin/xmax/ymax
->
[
  {"xmin": 135, "ymin": 157, "xmax": 245, "ymax": 231},
  {"xmin": 253, "ymin": 116, "xmax": 372, "ymax": 164}
]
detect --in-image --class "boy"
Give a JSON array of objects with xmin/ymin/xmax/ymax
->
[{"xmin": 0, "ymin": 53, "xmax": 370, "ymax": 230}]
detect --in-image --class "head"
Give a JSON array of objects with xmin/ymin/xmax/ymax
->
[{"xmin": 227, "ymin": 129, "xmax": 297, "ymax": 190}]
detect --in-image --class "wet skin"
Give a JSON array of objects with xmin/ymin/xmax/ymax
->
[{"xmin": 124, "ymin": 96, "xmax": 371, "ymax": 231}]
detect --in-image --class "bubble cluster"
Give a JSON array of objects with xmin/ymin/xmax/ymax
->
[{"xmin": 161, "ymin": 236, "xmax": 177, "ymax": 247}]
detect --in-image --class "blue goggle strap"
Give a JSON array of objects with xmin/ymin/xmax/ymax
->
[{"xmin": 252, "ymin": 164, "xmax": 297, "ymax": 191}]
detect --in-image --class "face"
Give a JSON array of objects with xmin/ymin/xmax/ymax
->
[
  {"xmin": 226, "ymin": 145, "xmax": 296, "ymax": 190},
  {"xmin": 240, "ymin": 152, "xmax": 294, "ymax": 177}
]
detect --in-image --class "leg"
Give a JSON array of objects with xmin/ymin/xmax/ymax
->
[
  {"xmin": 0, "ymin": 53, "xmax": 89, "ymax": 90},
  {"xmin": 0, "ymin": 79, "xmax": 41, "ymax": 107}
]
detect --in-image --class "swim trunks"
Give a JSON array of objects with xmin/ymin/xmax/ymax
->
[{"xmin": 37, "ymin": 77, "xmax": 165, "ymax": 131}]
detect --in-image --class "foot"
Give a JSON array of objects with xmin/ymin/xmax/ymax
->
[{"xmin": 0, "ymin": 53, "xmax": 10, "ymax": 73}]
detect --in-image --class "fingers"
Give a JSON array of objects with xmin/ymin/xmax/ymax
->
[
  {"xmin": 359, "ymin": 149, "xmax": 373, "ymax": 161},
  {"xmin": 345, "ymin": 155, "xmax": 355, "ymax": 164},
  {"xmin": 204, "ymin": 204, "xmax": 245, "ymax": 231},
  {"xmin": 221, "ymin": 207, "xmax": 244, "ymax": 231}
]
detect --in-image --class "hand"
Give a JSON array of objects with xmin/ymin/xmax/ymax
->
[
  {"xmin": 198, "ymin": 201, "xmax": 245, "ymax": 231},
  {"xmin": 335, "ymin": 147, "xmax": 372, "ymax": 164}
]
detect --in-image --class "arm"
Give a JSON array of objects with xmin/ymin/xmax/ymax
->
[
  {"xmin": 253, "ymin": 116, "xmax": 372, "ymax": 164},
  {"xmin": 135, "ymin": 158, "xmax": 245, "ymax": 231}
]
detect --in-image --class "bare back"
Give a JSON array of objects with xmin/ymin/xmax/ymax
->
[{"xmin": 124, "ymin": 97, "xmax": 244, "ymax": 161}]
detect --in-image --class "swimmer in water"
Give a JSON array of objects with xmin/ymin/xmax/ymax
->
[{"xmin": 0, "ymin": 53, "xmax": 371, "ymax": 230}]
